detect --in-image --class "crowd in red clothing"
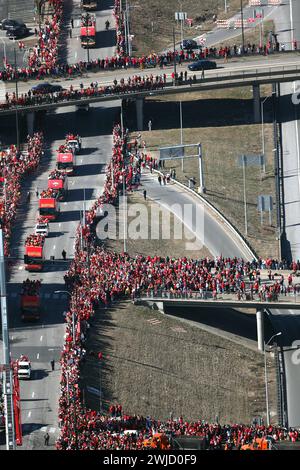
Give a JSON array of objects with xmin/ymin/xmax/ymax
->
[
  {"xmin": 0, "ymin": 132, "xmax": 44, "ymax": 255},
  {"xmin": 56, "ymin": 124, "xmax": 300, "ymax": 450},
  {"xmin": 0, "ymin": 74, "xmax": 166, "ymax": 111},
  {"xmin": 25, "ymin": 234, "xmax": 45, "ymax": 247},
  {"xmin": 0, "ymin": 0, "xmax": 293, "ymax": 83}
]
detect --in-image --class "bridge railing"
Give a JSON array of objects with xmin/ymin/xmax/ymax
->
[
  {"xmin": 135, "ymin": 288, "xmax": 300, "ymax": 303},
  {"xmin": 1, "ymin": 63, "xmax": 300, "ymax": 114}
]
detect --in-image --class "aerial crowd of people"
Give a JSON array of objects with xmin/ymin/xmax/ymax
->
[
  {"xmin": 55, "ymin": 124, "xmax": 300, "ymax": 450},
  {"xmin": 0, "ymin": 132, "xmax": 44, "ymax": 255}
]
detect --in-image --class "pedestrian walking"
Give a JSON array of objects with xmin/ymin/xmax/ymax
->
[
  {"xmin": 26, "ymin": 191, "xmax": 30, "ymax": 203},
  {"xmin": 62, "ymin": 249, "xmax": 67, "ymax": 261},
  {"xmin": 69, "ymin": 29, "xmax": 72, "ymax": 39},
  {"xmin": 201, "ymin": 67, "xmax": 205, "ymax": 79},
  {"xmin": 143, "ymin": 189, "xmax": 147, "ymax": 200},
  {"xmin": 158, "ymin": 175, "xmax": 162, "ymax": 185},
  {"xmin": 36, "ymin": 189, "xmax": 39, "ymax": 198},
  {"xmin": 148, "ymin": 120, "xmax": 152, "ymax": 132},
  {"xmin": 44, "ymin": 432, "xmax": 50, "ymax": 446},
  {"xmin": 163, "ymin": 175, "xmax": 166, "ymax": 185},
  {"xmin": 71, "ymin": 18, "xmax": 74, "ymax": 28},
  {"xmin": 50, "ymin": 359, "xmax": 55, "ymax": 371}
]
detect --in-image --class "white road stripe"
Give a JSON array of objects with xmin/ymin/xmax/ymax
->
[
  {"xmin": 36, "ymin": 353, "xmax": 39, "ymax": 359},
  {"xmin": 32, "ymin": 392, "xmax": 35, "ymax": 398},
  {"xmin": 28, "ymin": 411, "xmax": 31, "ymax": 418},
  {"xmin": 53, "ymin": 245, "xmax": 56, "ymax": 250},
  {"xmin": 40, "ymin": 336, "xmax": 43, "ymax": 342}
]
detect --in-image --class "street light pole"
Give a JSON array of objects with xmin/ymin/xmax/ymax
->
[
  {"xmin": 264, "ymin": 331, "xmax": 282, "ymax": 426},
  {"xmin": 261, "ymin": 96, "xmax": 269, "ymax": 174},
  {"xmin": 0, "ymin": 38, "xmax": 7, "ymax": 69},
  {"xmin": 240, "ymin": 0, "xmax": 245, "ymax": 53}
]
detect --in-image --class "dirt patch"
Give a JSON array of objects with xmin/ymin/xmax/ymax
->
[
  {"xmin": 130, "ymin": 0, "xmax": 249, "ymax": 56},
  {"xmin": 81, "ymin": 301, "xmax": 277, "ymax": 424},
  {"xmin": 104, "ymin": 191, "xmax": 212, "ymax": 259}
]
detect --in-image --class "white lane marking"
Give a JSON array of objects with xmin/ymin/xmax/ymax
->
[
  {"xmin": 288, "ymin": 309, "xmax": 296, "ymax": 315},
  {"xmin": 36, "ymin": 353, "xmax": 39, "ymax": 359},
  {"xmin": 28, "ymin": 411, "xmax": 31, "ymax": 418},
  {"xmin": 59, "ymin": 223, "xmax": 61, "ymax": 227},
  {"xmin": 80, "ymin": 159, "xmax": 83, "ymax": 164},
  {"xmin": 18, "ymin": 266, "xmax": 23, "ymax": 270},
  {"xmin": 40, "ymin": 335, "xmax": 43, "ymax": 342},
  {"xmin": 32, "ymin": 392, "xmax": 35, "ymax": 398},
  {"xmin": 53, "ymin": 245, "xmax": 56, "ymax": 250}
]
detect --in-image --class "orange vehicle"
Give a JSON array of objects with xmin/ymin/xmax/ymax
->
[
  {"xmin": 57, "ymin": 152, "xmax": 76, "ymax": 175},
  {"xmin": 241, "ymin": 438, "xmax": 270, "ymax": 450},
  {"xmin": 39, "ymin": 189, "xmax": 60, "ymax": 220},
  {"xmin": 20, "ymin": 295, "xmax": 41, "ymax": 321},
  {"xmin": 142, "ymin": 433, "xmax": 170, "ymax": 450},
  {"xmin": 48, "ymin": 171, "xmax": 68, "ymax": 201},
  {"xmin": 24, "ymin": 235, "xmax": 45, "ymax": 271}
]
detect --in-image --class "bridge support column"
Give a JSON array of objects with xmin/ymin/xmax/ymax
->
[
  {"xmin": 256, "ymin": 309, "xmax": 264, "ymax": 352},
  {"xmin": 135, "ymin": 98, "xmax": 144, "ymax": 131},
  {"xmin": 253, "ymin": 84, "xmax": 261, "ymax": 124},
  {"xmin": 26, "ymin": 112, "xmax": 35, "ymax": 135}
]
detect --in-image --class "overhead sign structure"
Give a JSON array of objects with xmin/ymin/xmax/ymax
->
[{"xmin": 159, "ymin": 145, "xmax": 185, "ymax": 161}]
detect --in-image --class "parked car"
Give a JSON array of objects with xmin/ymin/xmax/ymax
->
[
  {"xmin": 181, "ymin": 39, "xmax": 198, "ymax": 50},
  {"xmin": 31, "ymin": 83, "xmax": 64, "ymax": 95},
  {"xmin": 6, "ymin": 24, "xmax": 29, "ymax": 39},
  {"xmin": 188, "ymin": 59, "xmax": 217, "ymax": 71}
]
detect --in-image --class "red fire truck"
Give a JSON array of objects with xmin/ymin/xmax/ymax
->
[
  {"xmin": 81, "ymin": 15, "xmax": 96, "ymax": 48},
  {"xmin": 39, "ymin": 189, "xmax": 60, "ymax": 220},
  {"xmin": 20, "ymin": 280, "xmax": 41, "ymax": 322},
  {"xmin": 57, "ymin": 151, "xmax": 76, "ymax": 175},
  {"xmin": 48, "ymin": 170, "xmax": 68, "ymax": 201},
  {"xmin": 24, "ymin": 234, "xmax": 45, "ymax": 271}
]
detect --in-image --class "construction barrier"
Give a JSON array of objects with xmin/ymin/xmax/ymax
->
[
  {"xmin": 234, "ymin": 19, "xmax": 249, "ymax": 29},
  {"xmin": 216, "ymin": 19, "xmax": 229, "ymax": 29}
]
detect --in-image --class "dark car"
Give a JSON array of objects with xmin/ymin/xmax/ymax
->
[
  {"xmin": 0, "ymin": 19, "xmax": 21, "ymax": 30},
  {"xmin": 6, "ymin": 25, "xmax": 29, "ymax": 39},
  {"xmin": 188, "ymin": 60, "xmax": 217, "ymax": 71},
  {"xmin": 31, "ymin": 83, "xmax": 64, "ymax": 95},
  {"xmin": 181, "ymin": 39, "xmax": 198, "ymax": 50}
]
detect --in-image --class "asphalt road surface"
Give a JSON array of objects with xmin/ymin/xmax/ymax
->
[{"xmin": 0, "ymin": 99, "xmax": 120, "ymax": 450}]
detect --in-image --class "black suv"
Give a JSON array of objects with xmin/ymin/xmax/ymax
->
[
  {"xmin": 6, "ymin": 24, "xmax": 29, "ymax": 39},
  {"xmin": 181, "ymin": 39, "xmax": 198, "ymax": 50}
]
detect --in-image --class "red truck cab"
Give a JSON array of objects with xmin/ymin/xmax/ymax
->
[
  {"xmin": 39, "ymin": 189, "xmax": 60, "ymax": 220},
  {"xmin": 20, "ymin": 295, "xmax": 41, "ymax": 321},
  {"xmin": 80, "ymin": 26, "xmax": 96, "ymax": 48},
  {"xmin": 24, "ymin": 235, "xmax": 44, "ymax": 271},
  {"xmin": 48, "ymin": 172, "xmax": 68, "ymax": 201},
  {"xmin": 57, "ymin": 152, "xmax": 76, "ymax": 175}
]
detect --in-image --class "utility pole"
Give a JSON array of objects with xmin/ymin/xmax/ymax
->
[
  {"xmin": 173, "ymin": 26, "xmax": 177, "ymax": 83},
  {"xmin": 0, "ymin": 229, "xmax": 15, "ymax": 450},
  {"xmin": 240, "ymin": 0, "xmax": 245, "ymax": 53},
  {"xmin": 13, "ymin": 44, "xmax": 19, "ymax": 150}
]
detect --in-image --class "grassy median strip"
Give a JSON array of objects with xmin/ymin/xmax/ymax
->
[{"xmin": 126, "ymin": 86, "xmax": 278, "ymax": 259}]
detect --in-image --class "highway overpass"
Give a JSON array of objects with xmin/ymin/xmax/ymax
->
[{"xmin": 2, "ymin": 62, "xmax": 300, "ymax": 130}]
